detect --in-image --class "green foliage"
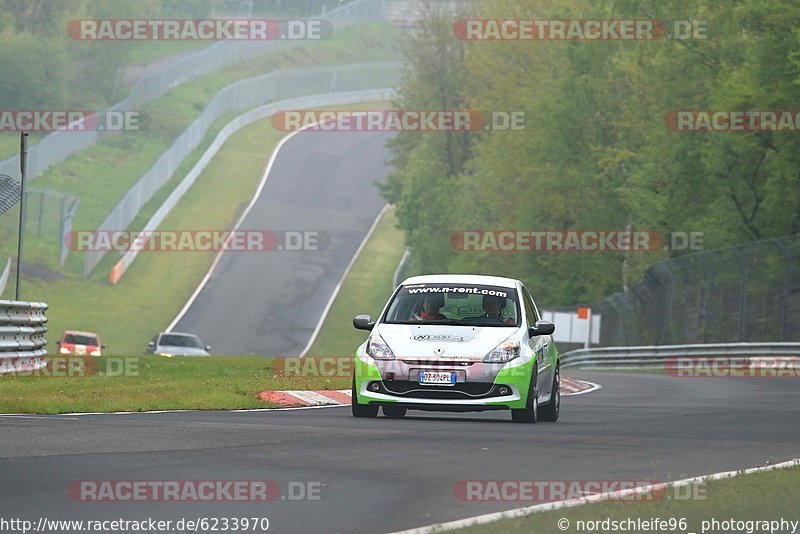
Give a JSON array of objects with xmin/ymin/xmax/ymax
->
[
  {"xmin": 0, "ymin": 0, "xmax": 224, "ymax": 110},
  {"xmin": 0, "ymin": 34, "xmax": 71, "ymax": 109},
  {"xmin": 386, "ymin": 0, "xmax": 800, "ymax": 306}
]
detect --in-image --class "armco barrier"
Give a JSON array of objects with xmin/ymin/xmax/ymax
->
[
  {"xmin": 0, "ymin": 300, "xmax": 48, "ymax": 374},
  {"xmin": 84, "ymin": 61, "xmax": 402, "ymax": 276},
  {"xmin": 561, "ymin": 342, "xmax": 800, "ymax": 369},
  {"xmin": 108, "ymin": 88, "xmax": 397, "ymax": 284}
]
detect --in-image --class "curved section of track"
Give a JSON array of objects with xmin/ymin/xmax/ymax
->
[{"xmin": 172, "ymin": 129, "xmax": 394, "ymax": 356}]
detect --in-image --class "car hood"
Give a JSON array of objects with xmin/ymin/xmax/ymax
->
[
  {"xmin": 375, "ymin": 324, "xmax": 518, "ymax": 361},
  {"xmin": 156, "ymin": 346, "xmax": 209, "ymax": 356}
]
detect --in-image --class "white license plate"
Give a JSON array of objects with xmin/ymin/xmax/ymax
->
[{"xmin": 418, "ymin": 371, "xmax": 457, "ymax": 386}]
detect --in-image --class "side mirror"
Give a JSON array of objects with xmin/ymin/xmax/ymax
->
[
  {"xmin": 101, "ymin": 345, "xmax": 107, "ymax": 349},
  {"xmin": 205, "ymin": 345, "xmax": 211, "ymax": 352},
  {"xmin": 56, "ymin": 341, "xmax": 61, "ymax": 346},
  {"xmin": 529, "ymin": 320, "xmax": 555, "ymax": 337},
  {"xmin": 353, "ymin": 314, "xmax": 375, "ymax": 331},
  {"xmin": 147, "ymin": 341, "xmax": 155, "ymax": 348}
]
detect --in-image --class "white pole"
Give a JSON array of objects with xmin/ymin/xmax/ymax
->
[{"xmin": 584, "ymin": 308, "xmax": 592, "ymax": 349}]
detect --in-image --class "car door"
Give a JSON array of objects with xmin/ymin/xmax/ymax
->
[{"xmin": 521, "ymin": 284, "xmax": 552, "ymax": 399}]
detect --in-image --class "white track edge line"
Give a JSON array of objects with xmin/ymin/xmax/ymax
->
[
  {"xmin": 299, "ymin": 203, "xmax": 390, "ymax": 357},
  {"xmin": 168, "ymin": 110, "xmax": 390, "ymax": 335},
  {"xmin": 387, "ymin": 458, "xmax": 800, "ymax": 534},
  {"xmin": 565, "ymin": 380, "xmax": 602, "ymax": 396},
  {"xmin": 165, "ymin": 125, "xmax": 307, "ymax": 332},
  {"xmin": 0, "ymin": 404, "xmax": 348, "ymax": 418}
]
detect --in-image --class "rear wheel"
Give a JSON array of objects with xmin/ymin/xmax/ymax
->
[
  {"xmin": 511, "ymin": 366, "xmax": 538, "ymax": 423},
  {"xmin": 382, "ymin": 405, "xmax": 407, "ymax": 418},
  {"xmin": 538, "ymin": 365, "xmax": 560, "ymax": 422},
  {"xmin": 351, "ymin": 377, "xmax": 378, "ymax": 418}
]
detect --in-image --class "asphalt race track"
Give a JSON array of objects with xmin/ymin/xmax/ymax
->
[
  {"xmin": 2, "ymin": 372, "xmax": 799, "ymax": 533},
  {"xmin": 171, "ymin": 129, "xmax": 394, "ymax": 356}
]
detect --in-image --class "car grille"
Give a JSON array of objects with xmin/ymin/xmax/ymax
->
[
  {"xmin": 378, "ymin": 380, "xmax": 500, "ymax": 400},
  {"xmin": 400, "ymin": 360, "xmax": 476, "ymax": 367}
]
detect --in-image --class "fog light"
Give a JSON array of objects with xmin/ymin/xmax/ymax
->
[
  {"xmin": 498, "ymin": 386, "xmax": 510, "ymax": 396},
  {"xmin": 369, "ymin": 382, "xmax": 381, "ymax": 392}
]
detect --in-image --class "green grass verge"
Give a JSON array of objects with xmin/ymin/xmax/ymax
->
[
  {"xmin": 0, "ymin": 355, "xmax": 345, "ymax": 413},
  {"xmin": 305, "ymin": 207, "xmax": 405, "ymax": 359},
  {"xmin": 0, "ymin": 121, "xmax": 405, "ymax": 412},
  {"xmin": 1, "ymin": 170, "xmax": 404, "ymax": 413},
  {"xmin": 455, "ymin": 465, "xmax": 800, "ymax": 533}
]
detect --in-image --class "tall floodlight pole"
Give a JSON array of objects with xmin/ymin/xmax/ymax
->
[{"xmin": 15, "ymin": 131, "xmax": 28, "ymax": 300}]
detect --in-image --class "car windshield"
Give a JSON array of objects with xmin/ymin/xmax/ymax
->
[
  {"xmin": 383, "ymin": 283, "xmax": 520, "ymax": 327},
  {"xmin": 63, "ymin": 334, "xmax": 98, "ymax": 345},
  {"xmin": 159, "ymin": 334, "xmax": 204, "ymax": 348}
]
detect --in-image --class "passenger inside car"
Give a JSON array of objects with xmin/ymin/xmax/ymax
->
[{"xmin": 411, "ymin": 294, "xmax": 447, "ymax": 321}]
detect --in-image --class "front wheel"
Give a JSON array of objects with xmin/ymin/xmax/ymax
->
[
  {"xmin": 511, "ymin": 367, "xmax": 538, "ymax": 423},
  {"xmin": 538, "ymin": 365, "xmax": 560, "ymax": 422},
  {"xmin": 351, "ymin": 378, "xmax": 378, "ymax": 418}
]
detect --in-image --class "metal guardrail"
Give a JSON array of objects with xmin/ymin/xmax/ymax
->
[
  {"xmin": 392, "ymin": 248, "xmax": 411, "ymax": 288},
  {"xmin": 109, "ymin": 88, "xmax": 397, "ymax": 284},
  {"xmin": 561, "ymin": 342, "xmax": 800, "ymax": 369},
  {"xmin": 84, "ymin": 61, "xmax": 402, "ymax": 276},
  {"xmin": 0, "ymin": 300, "xmax": 48, "ymax": 374}
]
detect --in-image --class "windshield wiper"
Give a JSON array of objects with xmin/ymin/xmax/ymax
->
[{"xmin": 433, "ymin": 319, "xmax": 479, "ymax": 327}]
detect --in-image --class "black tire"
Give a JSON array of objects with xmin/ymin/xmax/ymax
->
[
  {"xmin": 511, "ymin": 366, "xmax": 538, "ymax": 423},
  {"xmin": 538, "ymin": 364, "xmax": 560, "ymax": 422},
  {"xmin": 382, "ymin": 405, "xmax": 407, "ymax": 418},
  {"xmin": 351, "ymin": 378, "xmax": 378, "ymax": 418}
]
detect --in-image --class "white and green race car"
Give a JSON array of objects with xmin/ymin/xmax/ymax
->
[{"xmin": 351, "ymin": 274, "xmax": 560, "ymax": 422}]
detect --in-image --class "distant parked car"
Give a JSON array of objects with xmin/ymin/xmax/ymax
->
[
  {"xmin": 57, "ymin": 330, "xmax": 105, "ymax": 356},
  {"xmin": 148, "ymin": 332, "xmax": 210, "ymax": 357}
]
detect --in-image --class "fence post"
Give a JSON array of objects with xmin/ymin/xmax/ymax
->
[
  {"xmin": 732, "ymin": 247, "xmax": 750, "ymax": 341},
  {"xmin": 772, "ymin": 239, "xmax": 794, "ymax": 341}
]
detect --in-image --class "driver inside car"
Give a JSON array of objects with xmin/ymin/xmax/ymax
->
[
  {"xmin": 411, "ymin": 294, "xmax": 446, "ymax": 321},
  {"xmin": 482, "ymin": 295, "xmax": 515, "ymax": 325}
]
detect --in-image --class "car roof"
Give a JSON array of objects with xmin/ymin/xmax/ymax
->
[
  {"xmin": 400, "ymin": 274, "xmax": 520, "ymax": 289},
  {"xmin": 63, "ymin": 330, "xmax": 99, "ymax": 337},
  {"xmin": 158, "ymin": 332, "xmax": 200, "ymax": 338}
]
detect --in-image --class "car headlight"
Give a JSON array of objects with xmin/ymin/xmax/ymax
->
[
  {"xmin": 159, "ymin": 352, "xmax": 173, "ymax": 358},
  {"xmin": 483, "ymin": 341, "xmax": 520, "ymax": 363},
  {"xmin": 366, "ymin": 334, "xmax": 395, "ymax": 360},
  {"xmin": 59, "ymin": 347, "xmax": 71, "ymax": 355},
  {"xmin": 90, "ymin": 350, "xmax": 101, "ymax": 356}
]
